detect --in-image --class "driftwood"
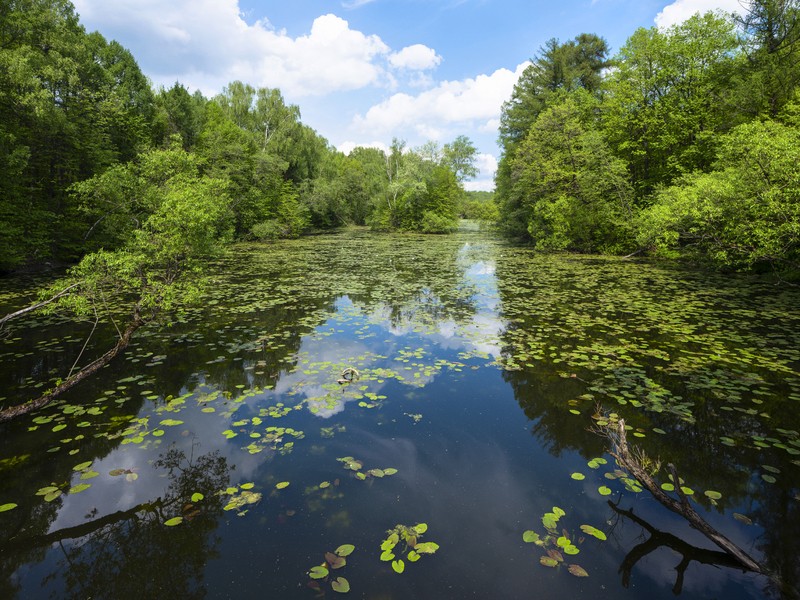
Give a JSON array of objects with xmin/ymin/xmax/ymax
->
[
  {"xmin": 607, "ymin": 419, "xmax": 766, "ymax": 575},
  {"xmin": 0, "ymin": 308, "xmax": 145, "ymax": 423}
]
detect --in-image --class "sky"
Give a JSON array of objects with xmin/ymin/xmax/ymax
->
[{"xmin": 71, "ymin": 0, "xmax": 744, "ymax": 190}]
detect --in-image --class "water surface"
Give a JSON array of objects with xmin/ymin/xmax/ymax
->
[{"xmin": 1, "ymin": 229, "xmax": 798, "ymax": 599}]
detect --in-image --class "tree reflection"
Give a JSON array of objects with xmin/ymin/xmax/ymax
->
[{"xmin": 0, "ymin": 445, "xmax": 232, "ymax": 599}]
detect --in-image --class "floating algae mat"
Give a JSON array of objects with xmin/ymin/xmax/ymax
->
[{"xmin": 0, "ymin": 229, "xmax": 799, "ymax": 599}]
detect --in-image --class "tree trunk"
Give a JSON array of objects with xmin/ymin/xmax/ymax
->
[{"xmin": 0, "ymin": 309, "xmax": 145, "ymax": 423}]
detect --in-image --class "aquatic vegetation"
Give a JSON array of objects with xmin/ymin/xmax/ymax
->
[
  {"xmin": 306, "ymin": 544, "xmax": 354, "ymax": 595},
  {"xmin": 523, "ymin": 506, "xmax": 605, "ymax": 577},
  {"xmin": 379, "ymin": 523, "xmax": 439, "ymax": 574}
]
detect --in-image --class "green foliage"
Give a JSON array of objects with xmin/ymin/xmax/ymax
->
[
  {"xmin": 638, "ymin": 119, "xmax": 800, "ymax": 271},
  {"xmin": 504, "ymin": 93, "xmax": 635, "ymax": 252},
  {"xmin": 54, "ymin": 142, "xmax": 233, "ymax": 319},
  {"xmin": 602, "ymin": 13, "xmax": 739, "ymax": 196}
]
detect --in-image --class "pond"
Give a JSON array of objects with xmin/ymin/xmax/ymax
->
[{"xmin": 1, "ymin": 228, "xmax": 799, "ymax": 599}]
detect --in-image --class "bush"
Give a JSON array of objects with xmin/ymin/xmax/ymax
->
[
  {"xmin": 251, "ymin": 220, "xmax": 285, "ymax": 241},
  {"xmin": 420, "ymin": 210, "xmax": 458, "ymax": 234}
]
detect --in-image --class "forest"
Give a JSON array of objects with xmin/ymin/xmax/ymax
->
[
  {"xmin": 0, "ymin": 0, "xmax": 485, "ymax": 276},
  {"xmin": 4, "ymin": 0, "xmax": 800, "ymax": 279},
  {"xmin": 497, "ymin": 1, "xmax": 800, "ymax": 274}
]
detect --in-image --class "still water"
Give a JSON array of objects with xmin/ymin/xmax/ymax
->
[{"xmin": 1, "ymin": 229, "xmax": 798, "ymax": 599}]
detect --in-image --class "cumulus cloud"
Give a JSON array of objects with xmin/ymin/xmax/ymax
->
[
  {"xmin": 389, "ymin": 44, "xmax": 442, "ymax": 70},
  {"xmin": 338, "ymin": 140, "xmax": 390, "ymax": 155},
  {"xmin": 354, "ymin": 62, "xmax": 529, "ymax": 135},
  {"xmin": 654, "ymin": 0, "xmax": 744, "ymax": 28},
  {"xmin": 73, "ymin": 1, "xmax": 390, "ymax": 96}
]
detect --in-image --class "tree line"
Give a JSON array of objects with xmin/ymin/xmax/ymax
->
[
  {"xmin": 0, "ymin": 0, "xmax": 482, "ymax": 275},
  {"xmin": 495, "ymin": 0, "xmax": 800, "ymax": 274}
]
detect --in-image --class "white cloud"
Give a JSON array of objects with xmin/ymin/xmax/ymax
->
[
  {"xmin": 354, "ymin": 62, "xmax": 529, "ymax": 135},
  {"xmin": 73, "ymin": 1, "xmax": 390, "ymax": 96},
  {"xmin": 654, "ymin": 0, "xmax": 744, "ymax": 28},
  {"xmin": 338, "ymin": 140, "xmax": 390, "ymax": 155},
  {"xmin": 389, "ymin": 44, "xmax": 442, "ymax": 70}
]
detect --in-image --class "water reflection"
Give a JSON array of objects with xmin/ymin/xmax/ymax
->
[
  {"xmin": 1, "ymin": 445, "xmax": 231, "ymax": 599},
  {"xmin": 0, "ymin": 231, "xmax": 799, "ymax": 598}
]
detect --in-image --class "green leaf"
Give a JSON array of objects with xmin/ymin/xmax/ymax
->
[
  {"xmin": 0, "ymin": 503, "xmax": 18, "ymax": 513},
  {"xmin": 72, "ymin": 461, "xmax": 92, "ymax": 471},
  {"xmin": 413, "ymin": 523, "xmax": 428, "ymax": 534},
  {"xmin": 392, "ymin": 559, "xmax": 405, "ymax": 574},
  {"xmin": 331, "ymin": 577, "xmax": 350, "ymax": 593},
  {"xmin": 523, "ymin": 530, "xmax": 540, "ymax": 543},
  {"xmin": 69, "ymin": 483, "xmax": 91, "ymax": 494},
  {"xmin": 598, "ymin": 486, "xmax": 612, "ymax": 496},
  {"xmin": 579, "ymin": 525, "xmax": 607, "ymax": 541},
  {"xmin": 159, "ymin": 419, "xmax": 184, "ymax": 426},
  {"xmin": 275, "ymin": 481, "xmax": 290, "ymax": 489},
  {"xmin": 164, "ymin": 517, "xmax": 183, "ymax": 526},
  {"xmin": 336, "ymin": 544, "xmax": 355, "ymax": 557},
  {"xmin": 408, "ymin": 550, "xmax": 421, "ymax": 562},
  {"xmin": 240, "ymin": 482, "xmax": 255, "ymax": 490},
  {"xmin": 414, "ymin": 542, "xmax": 439, "ymax": 554},
  {"xmin": 570, "ymin": 472, "xmax": 585, "ymax": 480},
  {"xmin": 309, "ymin": 566, "xmax": 329, "ymax": 580},
  {"xmin": 704, "ymin": 490, "xmax": 722, "ymax": 500},
  {"xmin": 380, "ymin": 550, "xmax": 395, "ymax": 562},
  {"xmin": 191, "ymin": 493, "xmax": 204, "ymax": 503}
]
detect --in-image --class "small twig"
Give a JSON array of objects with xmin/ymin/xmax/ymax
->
[{"xmin": 68, "ymin": 306, "xmax": 100, "ymax": 379}]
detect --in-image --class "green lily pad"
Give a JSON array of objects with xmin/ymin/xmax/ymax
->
[
  {"xmin": 0, "ymin": 503, "xmax": 18, "ymax": 513},
  {"xmin": 704, "ymin": 490, "xmax": 722, "ymax": 500},
  {"xmin": 580, "ymin": 525, "xmax": 607, "ymax": 541},
  {"xmin": 571, "ymin": 472, "xmax": 585, "ymax": 480},
  {"xmin": 191, "ymin": 493, "xmax": 204, "ymax": 502},
  {"xmin": 392, "ymin": 559, "xmax": 405, "ymax": 573},
  {"xmin": 331, "ymin": 576, "xmax": 350, "ymax": 593},
  {"xmin": 523, "ymin": 530, "xmax": 540, "ymax": 543},
  {"xmin": 275, "ymin": 481, "xmax": 290, "ymax": 489},
  {"xmin": 598, "ymin": 486, "xmax": 612, "ymax": 496},
  {"xmin": 69, "ymin": 483, "xmax": 91, "ymax": 494},
  {"xmin": 336, "ymin": 544, "xmax": 355, "ymax": 557},
  {"xmin": 164, "ymin": 517, "xmax": 183, "ymax": 526},
  {"xmin": 309, "ymin": 566, "xmax": 329, "ymax": 580}
]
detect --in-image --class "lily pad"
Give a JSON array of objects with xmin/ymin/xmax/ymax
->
[
  {"xmin": 336, "ymin": 544, "xmax": 355, "ymax": 557},
  {"xmin": 392, "ymin": 559, "xmax": 405, "ymax": 573},
  {"xmin": 540, "ymin": 556, "xmax": 559, "ymax": 567},
  {"xmin": 275, "ymin": 481, "xmax": 290, "ymax": 490},
  {"xmin": 570, "ymin": 472, "xmax": 585, "ymax": 481},
  {"xmin": 164, "ymin": 517, "xmax": 184, "ymax": 526},
  {"xmin": 331, "ymin": 577, "xmax": 350, "ymax": 593},
  {"xmin": 309, "ymin": 566, "xmax": 329, "ymax": 580},
  {"xmin": 568, "ymin": 564, "xmax": 589, "ymax": 577},
  {"xmin": 580, "ymin": 525, "xmax": 607, "ymax": 541},
  {"xmin": 598, "ymin": 486, "xmax": 612, "ymax": 496},
  {"xmin": 0, "ymin": 503, "xmax": 18, "ymax": 513}
]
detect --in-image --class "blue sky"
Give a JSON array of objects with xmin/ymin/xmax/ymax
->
[{"xmin": 72, "ymin": 0, "xmax": 742, "ymax": 189}]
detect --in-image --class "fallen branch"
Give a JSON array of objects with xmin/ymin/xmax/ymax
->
[
  {"xmin": 0, "ymin": 308, "xmax": 145, "ymax": 423},
  {"xmin": 0, "ymin": 283, "xmax": 80, "ymax": 328},
  {"xmin": 607, "ymin": 419, "xmax": 765, "ymax": 575}
]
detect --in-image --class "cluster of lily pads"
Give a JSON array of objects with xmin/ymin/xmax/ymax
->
[
  {"xmin": 336, "ymin": 456, "xmax": 398, "ymax": 481},
  {"xmin": 307, "ymin": 544, "xmax": 354, "ymax": 594},
  {"xmin": 523, "ymin": 506, "xmax": 605, "ymax": 577},
  {"xmin": 380, "ymin": 523, "xmax": 439, "ymax": 574}
]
